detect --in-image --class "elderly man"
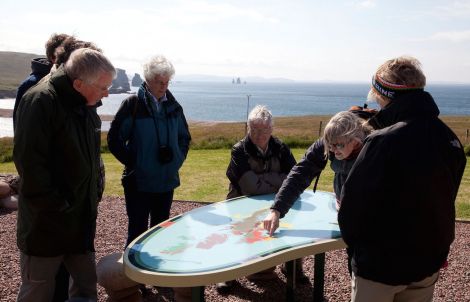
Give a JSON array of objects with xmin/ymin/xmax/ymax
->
[
  {"xmin": 14, "ymin": 48, "xmax": 115, "ymax": 302},
  {"xmin": 218, "ymin": 105, "xmax": 297, "ymax": 292},
  {"xmin": 338, "ymin": 56, "xmax": 466, "ymax": 302},
  {"xmin": 108, "ymin": 55, "xmax": 191, "ymax": 248},
  {"xmin": 226, "ymin": 105, "xmax": 296, "ymax": 199}
]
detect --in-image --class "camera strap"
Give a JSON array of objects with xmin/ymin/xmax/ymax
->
[{"xmin": 147, "ymin": 98, "xmax": 170, "ymax": 148}]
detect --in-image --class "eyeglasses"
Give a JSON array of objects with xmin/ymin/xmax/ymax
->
[
  {"xmin": 91, "ymin": 83, "xmax": 113, "ymax": 93},
  {"xmin": 329, "ymin": 140, "xmax": 350, "ymax": 151},
  {"xmin": 250, "ymin": 127, "xmax": 272, "ymax": 135},
  {"xmin": 82, "ymin": 79, "xmax": 112, "ymax": 93},
  {"xmin": 150, "ymin": 79, "xmax": 171, "ymax": 87}
]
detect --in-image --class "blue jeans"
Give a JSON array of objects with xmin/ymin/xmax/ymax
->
[{"xmin": 124, "ymin": 187, "xmax": 174, "ymax": 247}]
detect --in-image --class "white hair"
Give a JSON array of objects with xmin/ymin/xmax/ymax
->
[
  {"xmin": 143, "ymin": 55, "xmax": 175, "ymax": 82},
  {"xmin": 247, "ymin": 105, "xmax": 273, "ymax": 129}
]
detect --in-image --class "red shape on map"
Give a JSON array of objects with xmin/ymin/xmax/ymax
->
[
  {"xmin": 197, "ymin": 233, "xmax": 228, "ymax": 249},
  {"xmin": 245, "ymin": 229, "xmax": 266, "ymax": 244},
  {"xmin": 160, "ymin": 221, "xmax": 175, "ymax": 228}
]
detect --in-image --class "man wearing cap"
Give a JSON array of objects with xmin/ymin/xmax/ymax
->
[{"xmin": 338, "ymin": 56, "xmax": 466, "ymax": 301}]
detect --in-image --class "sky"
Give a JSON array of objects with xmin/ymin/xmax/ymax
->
[{"xmin": 1, "ymin": 0, "xmax": 469, "ymax": 83}]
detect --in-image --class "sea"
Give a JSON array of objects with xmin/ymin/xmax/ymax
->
[{"xmin": 1, "ymin": 81, "xmax": 469, "ymax": 137}]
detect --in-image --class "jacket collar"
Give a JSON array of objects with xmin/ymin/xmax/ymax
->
[
  {"xmin": 368, "ymin": 90, "xmax": 440, "ymax": 129},
  {"xmin": 244, "ymin": 136, "xmax": 280, "ymax": 158},
  {"xmin": 137, "ymin": 82, "xmax": 182, "ymax": 115},
  {"xmin": 49, "ymin": 65, "xmax": 88, "ymax": 109}
]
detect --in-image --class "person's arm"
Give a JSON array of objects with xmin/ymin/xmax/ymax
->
[
  {"xmin": 264, "ymin": 139, "xmax": 327, "ymax": 235},
  {"xmin": 272, "ymin": 139, "xmax": 328, "ymax": 216},
  {"xmin": 107, "ymin": 97, "xmax": 135, "ymax": 166},
  {"xmin": 177, "ymin": 107, "xmax": 191, "ymax": 159},
  {"xmin": 258, "ymin": 142, "xmax": 297, "ymax": 190},
  {"xmin": 13, "ymin": 77, "xmax": 36, "ymax": 129},
  {"xmin": 13, "ymin": 93, "xmax": 66, "ymax": 211}
]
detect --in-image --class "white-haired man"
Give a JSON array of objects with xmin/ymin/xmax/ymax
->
[{"xmin": 14, "ymin": 48, "xmax": 116, "ymax": 302}]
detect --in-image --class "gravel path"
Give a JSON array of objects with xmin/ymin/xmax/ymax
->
[{"xmin": 1, "ymin": 196, "xmax": 469, "ymax": 302}]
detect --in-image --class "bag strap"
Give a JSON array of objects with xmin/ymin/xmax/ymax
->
[{"xmin": 312, "ymin": 173, "xmax": 321, "ymax": 193}]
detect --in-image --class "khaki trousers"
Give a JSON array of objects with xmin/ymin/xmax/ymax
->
[
  {"xmin": 17, "ymin": 251, "xmax": 97, "ymax": 302},
  {"xmin": 351, "ymin": 271, "xmax": 439, "ymax": 302}
]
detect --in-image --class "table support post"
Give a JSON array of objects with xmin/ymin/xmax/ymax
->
[
  {"xmin": 285, "ymin": 259, "xmax": 296, "ymax": 302},
  {"xmin": 191, "ymin": 286, "xmax": 205, "ymax": 302},
  {"xmin": 313, "ymin": 253, "xmax": 325, "ymax": 301}
]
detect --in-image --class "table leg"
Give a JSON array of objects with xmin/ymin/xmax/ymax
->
[
  {"xmin": 191, "ymin": 286, "xmax": 205, "ymax": 302},
  {"xmin": 285, "ymin": 259, "xmax": 296, "ymax": 302},
  {"xmin": 313, "ymin": 253, "xmax": 325, "ymax": 301}
]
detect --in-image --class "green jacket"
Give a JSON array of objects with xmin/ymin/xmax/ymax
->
[{"xmin": 14, "ymin": 66, "xmax": 101, "ymax": 256}]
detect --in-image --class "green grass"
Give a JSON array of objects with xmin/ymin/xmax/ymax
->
[{"xmin": 3, "ymin": 149, "xmax": 468, "ymax": 219}]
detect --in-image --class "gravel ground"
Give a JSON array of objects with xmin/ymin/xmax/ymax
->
[{"xmin": 1, "ymin": 196, "xmax": 469, "ymax": 302}]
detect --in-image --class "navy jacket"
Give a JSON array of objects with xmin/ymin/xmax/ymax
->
[{"xmin": 13, "ymin": 57, "xmax": 52, "ymax": 129}]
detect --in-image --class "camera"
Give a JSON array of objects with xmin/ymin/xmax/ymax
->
[{"xmin": 158, "ymin": 145, "xmax": 173, "ymax": 164}]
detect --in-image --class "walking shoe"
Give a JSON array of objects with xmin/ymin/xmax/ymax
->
[{"xmin": 216, "ymin": 281, "xmax": 233, "ymax": 294}]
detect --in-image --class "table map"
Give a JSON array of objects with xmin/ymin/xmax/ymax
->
[{"xmin": 126, "ymin": 190, "xmax": 341, "ymax": 274}]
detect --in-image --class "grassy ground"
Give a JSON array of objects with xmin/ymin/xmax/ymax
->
[
  {"xmin": 100, "ymin": 149, "xmax": 334, "ymax": 201},
  {"xmin": 1, "ymin": 115, "xmax": 469, "ymax": 217},
  {"xmin": 1, "ymin": 149, "xmax": 468, "ymax": 219}
]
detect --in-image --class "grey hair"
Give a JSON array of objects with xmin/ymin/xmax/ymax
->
[
  {"xmin": 143, "ymin": 55, "xmax": 175, "ymax": 82},
  {"xmin": 247, "ymin": 105, "xmax": 273, "ymax": 131},
  {"xmin": 64, "ymin": 48, "xmax": 116, "ymax": 83},
  {"xmin": 323, "ymin": 111, "xmax": 372, "ymax": 157}
]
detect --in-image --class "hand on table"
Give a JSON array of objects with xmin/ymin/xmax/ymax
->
[{"xmin": 263, "ymin": 209, "xmax": 281, "ymax": 236}]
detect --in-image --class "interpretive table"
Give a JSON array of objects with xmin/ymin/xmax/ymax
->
[{"xmin": 124, "ymin": 190, "xmax": 346, "ymax": 301}]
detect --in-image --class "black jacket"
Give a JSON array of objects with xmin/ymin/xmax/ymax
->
[
  {"xmin": 338, "ymin": 90, "xmax": 466, "ymax": 285},
  {"xmin": 226, "ymin": 136, "xmax": 296, "ymax": 199},
  {"xmin": 14, "ymin": 66, "xmax": 101, "ymax": 256}
]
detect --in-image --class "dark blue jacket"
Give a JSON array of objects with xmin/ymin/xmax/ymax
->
[
  {"xmin": 108, "ymin": 83, "xmax": 191, "ymax": 193},
  {"xmin": 14, "ymin": 57, "xmax": 52, "ymax": 129}
]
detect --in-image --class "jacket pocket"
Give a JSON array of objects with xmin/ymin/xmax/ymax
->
[{"xmin": 121, "ymin": 170, "xmax": 137, "ymax": 190}]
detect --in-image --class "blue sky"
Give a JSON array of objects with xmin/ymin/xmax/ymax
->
[{"xmin": 1, "ymin": 0, "xmax": 469, "ymax": 83}]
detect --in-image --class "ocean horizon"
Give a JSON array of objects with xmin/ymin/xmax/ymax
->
[{"xmin": 1, "ymin": 81, "xmax": 469, "ymax": 137}]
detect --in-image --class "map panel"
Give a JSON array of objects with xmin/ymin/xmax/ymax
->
[{"xmin": 127, "ymin": 190, "xmax": 341, "ymax": 274}]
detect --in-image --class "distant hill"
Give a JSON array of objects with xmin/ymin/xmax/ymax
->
[{"xmin": 0, "ymin": 51, "xmax": 42, "ymax": 98}]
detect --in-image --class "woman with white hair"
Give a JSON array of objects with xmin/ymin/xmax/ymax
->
[
  {"xmin": 262, "ymin": 109, "xmax": 374, "ymax": 277},
  {"xmin": 263, "ymin": 110, "xmax": 374, "ymax": 233},
  {"xmin": 108, "ymin": 55, "xmax": 191, "ymax": 247}
]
